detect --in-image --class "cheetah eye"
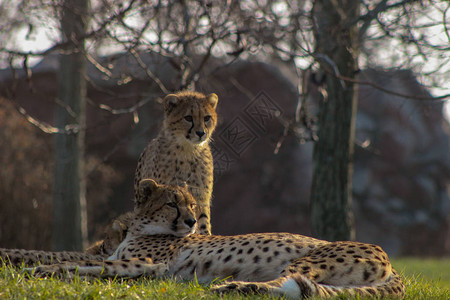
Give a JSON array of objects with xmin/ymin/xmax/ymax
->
[
  {"xmin": 166, "ymin": 202, "xmax": 177, "ymax": 208},
  {"xmin": 184, "ymin": 115, "xmax": 193, "ymax": 122},
  {"xmin": 204, "ymin": 115, "xmax": 211, "ymax": 122},
  {"xmin": 190, "ymin": 203, "xmax": 196, "ymax": 209}
]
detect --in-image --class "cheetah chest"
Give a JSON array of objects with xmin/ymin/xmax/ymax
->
[{"xmin": 155, "ymin": 154, "xmax": 211, "ymax": 197}]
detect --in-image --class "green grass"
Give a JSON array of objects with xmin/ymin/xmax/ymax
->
[
  {"xmin": 0, "ymin": 258, "xmax": 449, "ymax": 299},
  {"xmin": 392, "ymin": 258, "xmax": 450, "ymax": 288},
  {"xmin": 391, "ymin": 257, "xmax": 450, "ymax": 300}
]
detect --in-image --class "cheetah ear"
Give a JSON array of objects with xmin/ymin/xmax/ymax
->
[
  {"xmin": 164, "ymin": 94, "xmax": 179, "ymax": 113},
  {"xmin": 138, "ymin": 179, "xmax": 159, "ymax": 202},
  {"xmin": 206, "ymin": 93, "xmax": 218, "ymax": 109}
]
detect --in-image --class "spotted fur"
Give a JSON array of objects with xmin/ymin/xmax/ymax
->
[
  {"xmin": 2, "ymin": 215, "xmax": 129, "ymax": 264},
  {"xmin": 24, "ymin": 180, "xmax": 404, "ymax": 299},
  {"xmin": 134, "ymin": 91, "xmax": 218, "ymax": 235},
  {"xmin": 84, "ymin": 212, "xmax": 133, "ymax": 256},
  {"xmin": 0, "ymin": 248, "xmax": 103, "ymax": 267}
]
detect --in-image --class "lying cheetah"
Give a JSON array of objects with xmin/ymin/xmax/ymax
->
[
  {"xmin": 84, "ymin": 212, "xmax": 132, "ymax": 256},
  {"xmin": 23, "ymin": 180, "xmax": 405, "ymax": 299},
  {"xmin": 134, "ymin": 91, "xmax": 218, "ymax": 235}
]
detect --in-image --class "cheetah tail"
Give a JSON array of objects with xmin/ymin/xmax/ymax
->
[
  {"xmin": 276, "ymin": 270, "xmax": 405, "ymax": 299},
  {"xmin": 0, "ymin": 248, "xmax": 104, "ymax": 267}
]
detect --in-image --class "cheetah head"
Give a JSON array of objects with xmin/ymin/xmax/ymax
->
[
  {"xmin": 133, "ymin": 179, "xmax": 197, "ymax": 237},
  {"xmin": 101, "ymin": 212, "xmax": 132, "ymax": 255},
  {"xmin": 163, "ymin": 91, "xmax": 218, "ymax": 146},
  {"xmin": 85, "ymin": 213, "xmax": 131, "ymax": 256}
]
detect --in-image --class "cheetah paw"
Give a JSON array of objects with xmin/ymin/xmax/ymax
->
[
  {"xmin": 211, "ymin": 282, "xmax": 268, "ymax": 295},
  {"xmin": 26, "ymin": 264, "xmax": 77, "ymax": 279},
  {"xmin": 26, "ymin": 265, "xmax": 62, "ymax": 277}
]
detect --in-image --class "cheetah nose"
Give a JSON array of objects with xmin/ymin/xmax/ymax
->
[
  {"xmin": 195, "ymin": 131, "xmax": 205, "ymax": 138},
  {"xmin": 184, "ymin": 218, "xmax": 196, "ymax": 228}
]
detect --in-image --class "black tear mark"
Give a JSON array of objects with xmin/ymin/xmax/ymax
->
[
  {"xmin": 186, "ymin": 117, "xmax": 194, "ymax": 138},
  {"xmin": 171, "ymin": 204, "xmax": 181, "ymax": 231},
  {"xmin": 363, "ymin": 270, "xmax": 371, "ymax": 281}
]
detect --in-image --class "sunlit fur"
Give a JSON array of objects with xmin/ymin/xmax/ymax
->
[
  {"xmin": 88, "ymin": 91, "xmax": 218, "ymax": 253},
  {"xmin": 85, "ymin": 212, "xmax": 132, "ymax": 256},
  {"xmin": 133, "ymin": 91, "xmax": 218, "ymax": 236},
  {"xmin": 10, "ymin": 182, "xmax": 404, "ymax": 299},
  {"xmin": 163, "ymin": 91, "xmax": 218, "ymax": 146},
  {"xmin": 132, "ymin": 179, "xmax": 197, "ymax": 238}
]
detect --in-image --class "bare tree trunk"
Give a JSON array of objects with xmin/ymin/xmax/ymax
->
[
  {"xmin": 53, "ymin": 0, "xmax": 88, "ymax": 251},
  {"xmin": 310, "ymin": 0, "xmax": 359, "ymax": 241}
]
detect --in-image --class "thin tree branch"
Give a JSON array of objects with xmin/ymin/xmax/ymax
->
[
  {"xmin": 0, "ymin": 0, "xmax": 138, "ymax": 57},
  {"xmin": 333, "ymin": 72, "xmax": 450, "ymax": 101},
  {"xmin": 129, "ymin": 48, "xmax": 169, "ymax": 94}
]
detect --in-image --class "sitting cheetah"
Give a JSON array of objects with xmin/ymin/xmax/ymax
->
[
  {"xmin": 134, "ymin": 91, "xmax": 218, "ymax": 235},
  {"xmin": 83, "ymin": 91, "xmax": 218, "ymax": 256},
  {"xmin": 24, "ymin": 180, "xmax": 405, "ymax": 299}
]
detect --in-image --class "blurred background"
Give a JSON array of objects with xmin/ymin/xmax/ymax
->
[{"xmin": 0, "ymin": 0, "xmax": 449, "ymax": 257}]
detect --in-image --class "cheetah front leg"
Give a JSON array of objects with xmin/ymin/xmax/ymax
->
[
  {"xmin": 28, "ymin": 258, "xmax": 169, "ymax": 279},
  {"xmin": 211, "ymin": 281, "xmax": 271, "ymax": 295},
  {"xmin": 196, "ymin": 204, "xmax": 212, "ymax": 235}
]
